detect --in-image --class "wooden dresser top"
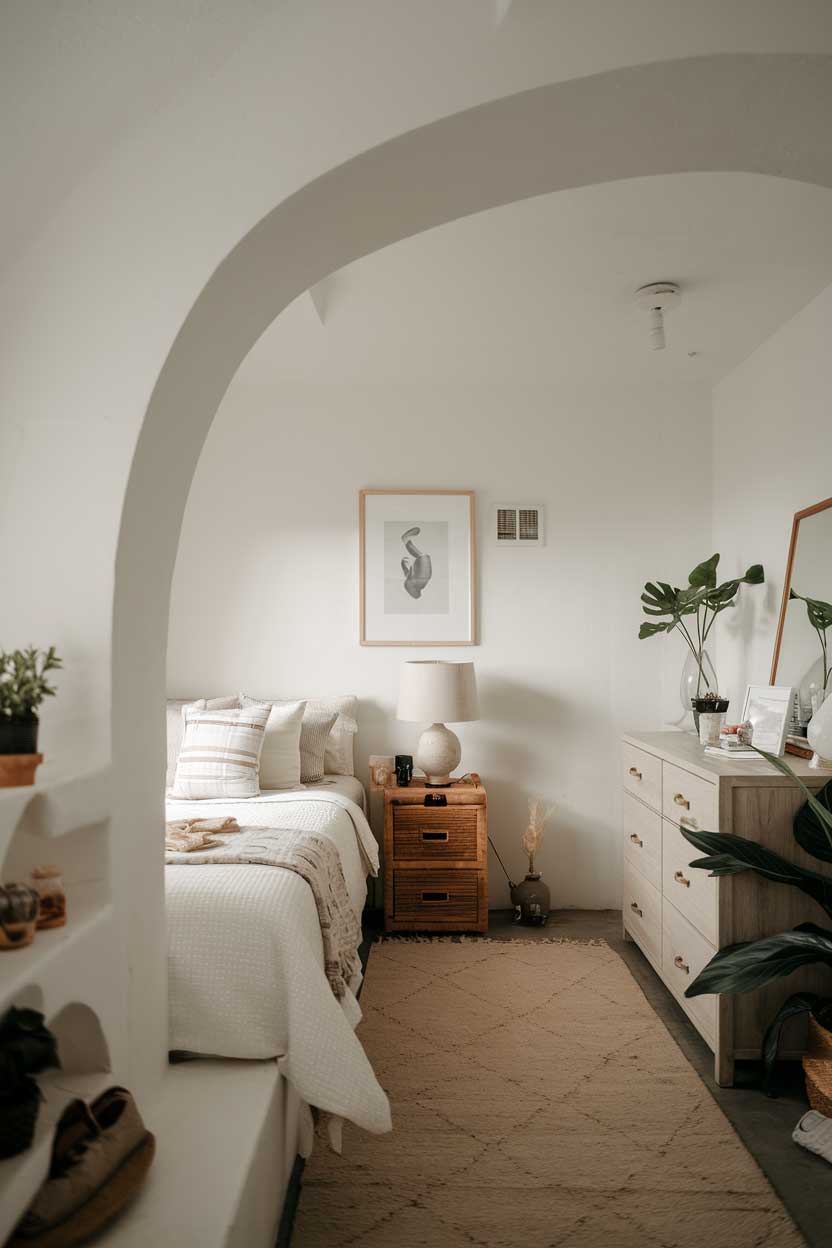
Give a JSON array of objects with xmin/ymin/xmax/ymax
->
[{"xmin": 623, "ymin": 729, "xmax": 832, "ymax": 789}]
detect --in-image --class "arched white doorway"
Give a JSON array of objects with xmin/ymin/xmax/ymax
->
[{"xmin": 112, "ymin": 52, "xmax": 832, "ymax": 1097}]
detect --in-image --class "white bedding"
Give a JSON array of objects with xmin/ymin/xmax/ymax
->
[{"xmin": 164, "ymin": 784, "xmax": 390, "ymax": 1136}]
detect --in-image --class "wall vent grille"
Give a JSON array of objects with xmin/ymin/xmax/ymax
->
[{"xmin": 492, "ymin": 504, "xmax": 545, "ymax": 547}]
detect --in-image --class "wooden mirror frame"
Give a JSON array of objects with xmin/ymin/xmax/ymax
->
[{"xmin": 770, "ymin": 495, "xmax": 832, "ymax": 682}]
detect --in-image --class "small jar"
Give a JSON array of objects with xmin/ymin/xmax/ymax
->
[
  {"xmin": 30, "ymin": 866, "xmax": 66, "ymax": 930},
  {"xmin": 737, "ymin": 721, "xmax": 754, "ymax": 747}
]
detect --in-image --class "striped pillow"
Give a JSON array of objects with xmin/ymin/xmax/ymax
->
[
  {"xmin": 298, "ymin": 709, "xmax": 338, "ymax": 784},
  {"xmin": 170, "ymin": 703, "xmax": 271, "ymax": 799}
]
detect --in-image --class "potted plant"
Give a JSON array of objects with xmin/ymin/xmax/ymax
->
[
  {"xmin": 638, "ymin": 554, "xmax": 764, "ymax": 729},
  {"xmin": 510, "ymin": 798, "xmax": 553, "ymax": 925},
  {"xmin": 0, "ymin": 1007, "xmax": 60, "ymax": 1159},
  {"xmin": 0, "ymin": 646, "xmax": 62, "ymax": 785},
  {"xmin": 680, "ymin": 751, "xmax": 832, "ymax": 1099}
]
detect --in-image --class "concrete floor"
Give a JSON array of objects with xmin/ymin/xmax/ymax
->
[{"xmin": 363, "ymin": 909, "xmax": 831, "ymax": 1248}]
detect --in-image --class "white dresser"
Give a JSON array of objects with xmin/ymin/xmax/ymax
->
[{"xmin": 621, "ymin": 730, "xmax": 832, "ymax": 1085}]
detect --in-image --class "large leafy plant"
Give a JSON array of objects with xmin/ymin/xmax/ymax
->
[
  {"xmin": 789, "ymin": 589, "xmax": 832, "ymax": 694},
  {"xmin": 639, "ymin": 554, "xmax": 764, "ymax": 699},
  {"xmin": 681, "ymin": 750, "xmax": 832, "ymax": 1092},
  {"xmin": 0, "ymin": 647, "xmax": 62, "ymax": 721}
]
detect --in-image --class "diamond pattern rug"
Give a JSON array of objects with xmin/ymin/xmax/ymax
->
[{"xmin": 294, "ymin": 937, "xmax": 804, "ymax": 1247}]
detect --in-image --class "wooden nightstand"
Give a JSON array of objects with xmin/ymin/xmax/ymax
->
[{"xmin": 380, "ymin": 775, "xmax": 487, "ymax": 933}]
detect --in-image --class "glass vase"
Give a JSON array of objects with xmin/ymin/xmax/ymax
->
[
  {"xmin": 679, "ymin": 650, "xmax": 718, "ymax": 730},
  {"xmin": 808, "ymin": 687, "xmax": 832, "ymax": 768}
]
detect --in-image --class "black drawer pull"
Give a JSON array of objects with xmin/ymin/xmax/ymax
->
[
  {"xmin": 421, "ymin": 891, "xmax": 450, "ymax": 902},
  {"xmin": 422, "ymin": 830, "xmax": 449, "ymax": 841}
]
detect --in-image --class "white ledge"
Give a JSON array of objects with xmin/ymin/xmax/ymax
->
[{"xmin": 0, "ymin": 764, "xmax": 112, "ymax": 862}]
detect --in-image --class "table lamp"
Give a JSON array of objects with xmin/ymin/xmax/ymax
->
[{"xmin": 396, "ymin": 660, "xmax": 479, "ymax": 786}]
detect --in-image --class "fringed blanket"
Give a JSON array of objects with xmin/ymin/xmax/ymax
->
[{"xmin": 165, "ymin": 824, "xmax": 361, "ymax": 999}]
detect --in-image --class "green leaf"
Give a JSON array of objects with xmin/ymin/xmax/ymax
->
[
  {"xmin": 686, "ymin": 924, "xmax": 832, "ymax": 997},
  {"xmin": 755, "ymin": 750, "xmax": 832, "ymax": 862},
  {"xmin": 688, "ymin": 553, "xmax": 720, "ymax": 589},
  {"xmin": 681, "ymin": 827, "xmax": 832, "ymax": 917},
  {"xmin": 761, "ymin": 992, "xmax": 820, "ymax": 1096},
  {"xmin": 793, "ymin": 781, "xmax": 832, "ymax": 865},
  {"xmin": 790, "ymin": 589, "xmax": 832, "ymax": 632},
  {"xmin": 638, "ymin": 622, "xmax": 672, "ymax": 639}
]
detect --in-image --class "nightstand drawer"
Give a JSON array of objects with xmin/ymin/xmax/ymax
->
[
  {"xmin": 393, "ymin": 869, "xmax": 480, "ymax": 923},
  {"xmin": 392, "ymin": 805, "xmax": 479, "ymax": 860}
]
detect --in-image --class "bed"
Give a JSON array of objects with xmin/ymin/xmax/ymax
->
[{"xmin": 164, "ymin": 778, "xmax": 391, "ymax": 1140}]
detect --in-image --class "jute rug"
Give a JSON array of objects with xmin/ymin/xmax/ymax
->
[{"xmin": 294, "ymin": 937, "xmax": 804, "ymax": 1248}]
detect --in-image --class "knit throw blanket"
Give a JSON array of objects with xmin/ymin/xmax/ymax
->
[{"xmin": 164, "ymin": 824, "xmax": 361, "ymax": 999}]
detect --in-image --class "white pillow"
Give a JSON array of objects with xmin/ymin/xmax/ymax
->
[
  {"xmin": 165, "ymin": 696, "xmax": 239, "ymax": 789},
  {"xmin": 239, "ymin": 697, "xmax": 306, "ymax": 789},
  {"xmin": 241, "ymin": 695, "xmax": 358, "ymax": 776},
  {"xmin": 170, "ymin": 703, "xmax": 271, "ymax": 799}
]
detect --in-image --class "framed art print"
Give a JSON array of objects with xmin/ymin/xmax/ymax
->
[
  {"xmin": 741, "ymin": 684, "xmax": 795, "ymax": 755},
  {"xmin": 359, "ymin": 490, "xmax": 476, "ymax": 646}
]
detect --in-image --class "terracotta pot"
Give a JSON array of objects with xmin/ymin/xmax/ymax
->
[{"xmin": 0, "ymin": 754, "xmax": 43, "ymax": 788}]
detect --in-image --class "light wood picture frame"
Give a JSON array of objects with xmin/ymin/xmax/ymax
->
[{"xmin": 359, "ymin": 490, "xmax": 477, "ymax": 646}]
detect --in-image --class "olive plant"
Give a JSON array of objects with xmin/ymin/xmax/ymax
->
[{"xmin": 0, "ymin": 647, "xmax": 62, "ymax": 721}]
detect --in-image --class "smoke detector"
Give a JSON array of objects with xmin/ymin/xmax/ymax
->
[{"xmin": 635, "ymin": 281, "xmax": 681, "ymax": 351}]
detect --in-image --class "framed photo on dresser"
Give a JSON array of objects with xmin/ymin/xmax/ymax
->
[{"xmin": 359, "ymin": 489, "xmax": 477, "ymax": 646}]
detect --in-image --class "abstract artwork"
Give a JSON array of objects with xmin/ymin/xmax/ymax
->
[{"xmin": 360, "ymin": 491, "xmax": 476, "ymax": 645}]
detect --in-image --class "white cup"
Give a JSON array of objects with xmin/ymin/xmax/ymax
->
[{"xmin": 699, "ymin": 712, "xmax": 725, "ymax": 747}]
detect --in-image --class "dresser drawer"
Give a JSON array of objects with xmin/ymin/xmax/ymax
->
[
  {"xmin": 662, "ymin": 818, "xmax": 717, "ymax": 944},
  {"xmin": 662, "ymin": 762, "xmax": 716, "ymax": 835},
  {"xmin": 662, "ymin": 899, "xmax": 717, "ymax": 1043},
  {"xmin": 622, "ymin": 860, "xmax": 661, "ymax": 968},
  {"xmin": 392, "ymin": 805, "xmax": 479, "ymax": 861},
  {"xmin": 393, "ymin": 869, "xmax": 480, "ymax": 924},
  {"xmin": 623, "ymin": 793, "xmax": 661, "ymax": 889},
  {"xmin": 622, "ymin": 743, "xmax": 661, "ymax": 811}
]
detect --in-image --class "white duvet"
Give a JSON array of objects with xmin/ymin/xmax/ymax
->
[{"xmin": 164, "ymin": 785, "xmax": 391, "ymax": 1136}]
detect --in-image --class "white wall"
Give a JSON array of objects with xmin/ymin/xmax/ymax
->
[
  {"xmin": 169, "ymin": 378, "xmax": 711, "ymax": 909},
  {"xmin": 712, "ymin": 281, "xmax": 832, "ymax": 708}
]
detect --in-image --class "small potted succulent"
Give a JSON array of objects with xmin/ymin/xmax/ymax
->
[
  {"xmin": 0, "ymin": 647, "xmax": 62, "ymax": 786},
  {"xmin": 0, "ymin": 1007, "xmax": 60, "ymax": 1159},
  {"xmin": 690, "ymin": 689, "xmax": 730, "ymax": 736}
]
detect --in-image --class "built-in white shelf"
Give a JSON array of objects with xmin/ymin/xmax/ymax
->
[
  {"xmin": 0, "ymin": 763, "xmax": 112, "ymax": 863},
  {"xmin": 0, "ymin": 1068, "xmax": 113, "ymax": 1244},
  {"xmin": 0, "ymin": 881, "xmax": 114, "ymax": 1021},
  {"xmin": 101, "ymin": 1062, "xmax": 286, "ymax": 1247}
]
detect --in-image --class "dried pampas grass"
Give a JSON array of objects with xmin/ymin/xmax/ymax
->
[{"xmin": 522, "ymin": 797, "xmax": 553, "ymax": 873}]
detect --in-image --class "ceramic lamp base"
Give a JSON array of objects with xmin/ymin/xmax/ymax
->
[{"xmin": 415, "ymin": 723, "xmax": 461, "ymax": 786}]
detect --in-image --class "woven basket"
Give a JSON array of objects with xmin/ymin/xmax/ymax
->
[
  {"xmin": 0, "ymin": 1078, "xmax": 41, "ymax": 1159},
  {"xmin": 803, "ymin": 1015, "xmax": 832, "ymax": 1116}
]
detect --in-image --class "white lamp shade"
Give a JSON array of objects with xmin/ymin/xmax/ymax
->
[{"xmin": 396, "ymin": 661, "xmax": 479, "ymax": 724}]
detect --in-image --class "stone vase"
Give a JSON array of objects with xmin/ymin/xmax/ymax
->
[{"xmin": 510, "ymin": 872, "xmax": 550, "ymax": 925}]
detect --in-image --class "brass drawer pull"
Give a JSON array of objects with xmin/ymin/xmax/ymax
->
[
  {"xmin": 422, "ymin": 891, "xmax": 450, "ymax": 902},
  {"xmin": 679, "ymin": 815, "xmax": 698, "ymax": 831},
  {"xmin": 674, "ymin": 955, "xmax": 690, "ymax": 974},
  {"xmin": 629, "ymin": 833, "xmax": 643, "ymax": 847},
  {"xmin": 673, "ymin": 793, "xmax": 690, "ymax": 809},
  {"xmin": 421, "ymin": 830, "xmax": 449, "ymax": 842},
  {"xmin": 674, "ymin": 870, "xmax": 691, "ymax": 888},
  {"xmin": 629, "ymin": 900, "xmax": 643, "ymax": 917},
  {"xmin": 628, "ymin": 767, "xmax": 642, "ymax": 780}
]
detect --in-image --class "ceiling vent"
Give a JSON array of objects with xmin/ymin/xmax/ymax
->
[
  {"xmin": 635, "ymin": 281, "xmax": 681, "ymax": 350},
  {"xmin": 492, "ymin": 504, "xmax": 545, "ymax": 547}
]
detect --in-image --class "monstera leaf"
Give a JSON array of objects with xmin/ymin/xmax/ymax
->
[
  {"xmin": 681, "ymin": 826, "xmax": 832, "ymax": 917},
  {"xmin": 790, "ymin": 589, "xmax": 832, "ymax": 633},
  {"xmin": 755, "ymin": 750, "xmax": 832, "ymax": 862},
  {"xmin": 685, "ymin": 924, "xmax": 832, "ymax": 998}
]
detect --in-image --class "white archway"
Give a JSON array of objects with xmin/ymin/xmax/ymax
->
[{"xmin": 112, "ymin": 53, "xmax": 832, "ymax": 1095}]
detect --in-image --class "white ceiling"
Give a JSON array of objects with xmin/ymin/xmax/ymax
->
[{"xmin": 239, "ymin": 173, "xmax": 832, "ymax": 390}]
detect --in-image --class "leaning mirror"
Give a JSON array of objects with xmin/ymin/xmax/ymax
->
[{"xmin": 770, "ymin": 496, "xmax": 832, "ymax": 732}]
